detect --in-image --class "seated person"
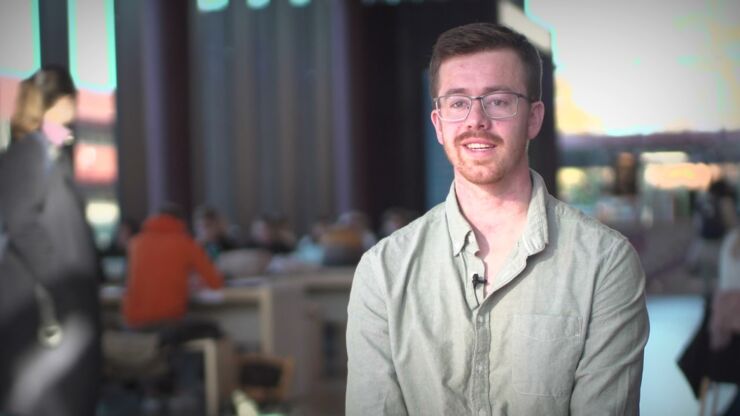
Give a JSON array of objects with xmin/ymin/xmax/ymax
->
[
  {"xmin": 193, "ymin": 205, "xmax": 239, "ymax": 260},
  {"xmin": 122, "ymin": 203, "xmax": 224, "ymax": 328},
  {"xmin": 100, "ymin": 217, "xmax": 139, "ymax": 281},
  {"xmin": 244, "ymin": 214, "xmax": 296, "ymax": 254},
  {"xmin": 379, "ymin": 207, "xmax": 418, "ymax": 239},
  {"xmin": 320, "ymin": 223, "xmax": 365, "ymax": 267},
  {"xmin": 292, "ymin": 216, "xmax": 331, "ymax": 265},
  {"xmin": 336, "ymin": 210, "xmax": 377, "ymax": 250},
  {"xmin": 101, "ymin": 217, "xmax": 139, "ymax": 257}
]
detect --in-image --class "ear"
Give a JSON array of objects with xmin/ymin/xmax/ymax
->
[
  {"xmin": 431, "ymin": 110, "xmax": 444, "ymax": 145},
  {"xmin": 527, "ymin": 101, "xmax": 545, "ymax": 141}
]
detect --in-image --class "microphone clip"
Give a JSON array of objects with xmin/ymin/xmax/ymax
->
[{"xmin": 472, "ymin": 273, "xmax": 487, "ymax": 288}]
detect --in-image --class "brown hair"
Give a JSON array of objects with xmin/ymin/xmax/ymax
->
[
  {"xmin": 10, "ymin": 66, "xmax": 76, "ymax": 139},
  {"xmin": 428, "ymin": 23, "xmax": 542, "ymax": 101}
]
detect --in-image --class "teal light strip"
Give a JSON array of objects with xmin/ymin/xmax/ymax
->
[
  {"xmin": 31, "ymin": 0, "xmax": 41, "ymax": 75},
  {"xmin": 197, "ymin": 0, "xmax": 229, "ymax": 12},
  {"xmin": 67, "ymin": 0, "xmax": 80, "ymax": 87},
  {"xmin": 522, "ymin": 0, "xmax": 561, "ymax": 71},
  {"xmin": 104, "ymin": 0, "xmax": 117, "ymax": 90}
]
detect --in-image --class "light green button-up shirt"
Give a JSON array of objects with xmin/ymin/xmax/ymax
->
[{"xmin": 346, "ymin": 171, "xmax": 649, "ymax": 416}]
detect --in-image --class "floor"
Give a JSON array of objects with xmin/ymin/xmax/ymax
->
[{"xmin": 642, "ymin": 294, "xmax": 735, "ymax": 415}]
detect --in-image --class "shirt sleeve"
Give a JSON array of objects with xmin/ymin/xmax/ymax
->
[
  {"xmin": 571, "ymin": 238, "xmax": 650, "ymax": 415},
  {"xmin": 346, "ymin": 251, "xmax": 408, "ymax": 416},
  {"xmin": 189, "ymin": 239, "xmax": 224, "ymax": 289}
]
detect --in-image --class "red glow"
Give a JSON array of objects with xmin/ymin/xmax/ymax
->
[
  {"xmin": 74, "ymin": 142, "xmax": 117, "ymax": 184},
  {"xmin": 76, "ymin": 89, "xmax": 116, "ymax": 124},
  {"xmin": 0, "ymin": 76, "xmax": 21, "ymax": 119}
]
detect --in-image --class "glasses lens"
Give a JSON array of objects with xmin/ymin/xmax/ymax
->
[
  {"xmin": 437, "ymin": 93, "xmax": 521, "ymax": 121},
  {"xmin": 482, "ymin": 93, "xmax": 519, "ymax": 119},
  {"xmin": 438, "ymin": 95, "xmax": 471, "ymax": 121}
]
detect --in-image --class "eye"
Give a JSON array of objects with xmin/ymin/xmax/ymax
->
[
  {"xmin": 446, "ymin": 96, "xmax": 470, "ymax": 109},
  {"xmin": 485, "ymin": 94, "xmax": 514, "ymax": 108}
]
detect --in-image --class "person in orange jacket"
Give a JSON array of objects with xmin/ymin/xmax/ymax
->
[{"xmin": 122, "ymin": 204, "xmax": 224, "ymax": 328}]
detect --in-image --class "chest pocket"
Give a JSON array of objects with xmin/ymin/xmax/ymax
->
[{"xmin": 512, "ymin": 313, "xmax": 582, "ymax": 397}]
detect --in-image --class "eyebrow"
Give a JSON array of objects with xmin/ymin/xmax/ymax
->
[{"xmin": 441, "ymin": 86, "xmax": 516, "ymax": 96}]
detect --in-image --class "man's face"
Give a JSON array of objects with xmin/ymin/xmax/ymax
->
[{"xmin": 431, "ymin": 49, "xmax": 544, "ymax": 187}]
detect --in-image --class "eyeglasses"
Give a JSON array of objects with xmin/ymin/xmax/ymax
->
[{"xmin": 434, "ymin": 91, "xmax": 531, "ymax": 122}]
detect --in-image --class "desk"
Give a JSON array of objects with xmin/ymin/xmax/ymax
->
[
  {"xmin": 264, "ymin": 267, "xmax": 354, "ymax": 378},
  {"xmin": 100, "ymin": 267, "xmax": 354, "ymax": 398},
  {"xmin": 266, "ymin": 267, "xmax": 354, "ymax": 322}
]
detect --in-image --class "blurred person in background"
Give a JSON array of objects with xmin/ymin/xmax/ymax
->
[
  {"xmin": 0, "ymin": 66, "xmax": 101, "ymax": 416},
  {"xmin": 709, "ymin": 222, "xmax": 740, "ymax": 415},
  {"xmin": 689, "ymin": 178, "xmax": 737, "ymax": 293},
  {"xmin": 379, "ymin": 207, "xmax": 418, "ymax": 239},
  {"xmin": 101, "ymin": 216, "xmax": 139, "ymax": 258},
  {"xmin": 99, "ymin": 217, "xmax": 139, "ymax": 282},
  {"xmin": 292, "ymin": 215, "xmax": 331, "ymax": 265},
  {"xmin": 244, "ymin": 214, "xmax": 296, "ymax": 254},
  {"xmin": 679, "ymin": 199, "xmax": 740, "ymax": 415},
  {"xmin": 337, "ymin": 210, "xmax": 378, "ymax": 250},
  {"xmin": 718, "ymin": 223, "xmax": 740, "ymax": 292},
  {"xmin": 122, "ymin": 204, "xmax": 225, "ymax": 414},
  {"xmin": 122, "ymin": 203, "xmax": 224, "ymax": 328},
  {"xmin": 320, "ymin": 223, "xmax": 365, "ymax": 267},
  {"xmin": 193, "ymin": 205, "xmax": 239, "ymax": 260},
  {"xmin": 346, "ymin": 23, "xmax": 649, "ymax": 415},
  {"xmin": 320, "ymin": 210, "xmax": 377, "ymax": 267}
]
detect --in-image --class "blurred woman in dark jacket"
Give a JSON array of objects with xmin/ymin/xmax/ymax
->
[{"xmin": 0, "ymin": 66, "xmax": 101, "ymax": 416}]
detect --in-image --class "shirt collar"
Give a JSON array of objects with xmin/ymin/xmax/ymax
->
[
  {"xmin": 445, "ymin": 182, "xmax": 472, "ymax": 256},
  {"xmin": 444, "ymin": 169, "xmax": 550, "ymax": 257}
]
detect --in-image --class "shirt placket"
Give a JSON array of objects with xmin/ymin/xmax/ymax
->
[
  {"xmin": 472, "ymin": 306, "xmax": 491, "ymax": 416},
  {"xmin": 465, "ymin": 249, "xmax": 490, "ymax": 416}
]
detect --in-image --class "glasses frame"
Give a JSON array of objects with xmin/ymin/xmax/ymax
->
[{"xmin": 433, "ymin": 91, "xmax": 532, "ymax": 122}]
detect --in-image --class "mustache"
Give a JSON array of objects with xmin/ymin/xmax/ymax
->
[{"xmin": 455, "ymin": 130, "xmax": 502, "ymax": 144}]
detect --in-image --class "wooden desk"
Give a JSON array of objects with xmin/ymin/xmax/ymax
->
[
  {"xmin": 101, "ymin": 281, "xmax": 301, "ymax": 350},
  {"xmin": 101, "ymin": 271, "xmax": 352, "ymax": 397},
  {"xmin": 267, "ymin": 267, "xmax": 354, "ymax": 322}
]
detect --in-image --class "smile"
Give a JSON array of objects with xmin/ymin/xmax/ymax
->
[{"xmin": 464, "ymin": 143, "xmax": 495, "ymax": 150}]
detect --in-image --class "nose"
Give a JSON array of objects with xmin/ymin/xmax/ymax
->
[{"xmin": 466, "ymin": 97, "xmax": 490, "ymax": 130}]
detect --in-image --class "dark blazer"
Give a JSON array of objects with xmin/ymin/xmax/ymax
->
[{"xmin": 0, "ymin": 133, "xmax": 101, "ymax": 416}]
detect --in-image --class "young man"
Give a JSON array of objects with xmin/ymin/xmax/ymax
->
[{"xmin": 346, "ymin": 23, "xmax": 649, "ymax": 415}]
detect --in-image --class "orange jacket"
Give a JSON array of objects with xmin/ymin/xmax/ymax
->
[{"xmin": 122, "ymin": 214, "xmax": 224, "ymax": 327}]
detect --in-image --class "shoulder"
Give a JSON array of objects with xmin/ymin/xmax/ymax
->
[
  {"xmin": 368, "ymin": 203, "xmax": 446, "ymax": 259},
  {"xmin": 546, "ymin": 194, "xmax": 636, "ymax": 258},
  {"xmin": 355, "ymin": 203, "xmax": 447, "ymax": 280}
]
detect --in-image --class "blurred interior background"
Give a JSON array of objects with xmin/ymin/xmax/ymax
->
[{"xmin": 1, "ymin": 0, "xmax": 738, "ymax": 415}]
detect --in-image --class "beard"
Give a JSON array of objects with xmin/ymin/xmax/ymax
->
[{"xmin": 442, "ymin": 129, "xmax": 526, "ymax": 186}]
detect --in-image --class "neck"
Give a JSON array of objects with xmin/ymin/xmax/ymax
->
[{"xmin": 454, "ymin": 169, "xmax": 532, "ymax": 233}]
